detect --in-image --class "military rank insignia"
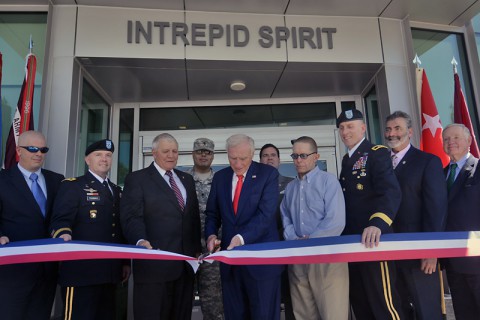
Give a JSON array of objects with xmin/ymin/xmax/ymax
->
[{"xmin": 353, "ymin": 154, "xmax": 368, "ymax": 170}]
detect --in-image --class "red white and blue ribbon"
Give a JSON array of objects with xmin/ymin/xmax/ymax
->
[{"xmin": 1, "ymin": 231, "xmax": 479, "ymax": 272}]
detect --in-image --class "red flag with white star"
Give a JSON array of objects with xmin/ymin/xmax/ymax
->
[
  {"xmin": 417, "ymin": 68, "xmax": 450, "ymax": 166},
  {"xmin": 453, "ymin": 71, "xmax": 480, "ymax": 158}
]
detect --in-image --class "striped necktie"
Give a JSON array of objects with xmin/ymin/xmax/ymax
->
[{"xmin": 166, "ymin": 170, "xmax": 185, "ymax": 211}]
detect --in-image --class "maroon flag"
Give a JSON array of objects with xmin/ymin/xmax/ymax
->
[
  {"xmin": 4, "ymin": 53, "xmax": 36, "ymax": 169},
  {"xmin": 453, "ymin": 72, "xmax": 480, "ymax": 158}
]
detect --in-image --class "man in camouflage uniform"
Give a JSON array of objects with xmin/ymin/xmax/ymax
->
[{"xmin": 188, "ymin": 138, "xmax": 224, "ymax": 320}]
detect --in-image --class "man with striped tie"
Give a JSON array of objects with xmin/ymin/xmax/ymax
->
[{"xmin": 121, "ymin": 133, "xmax": 201, "ymax": 320}]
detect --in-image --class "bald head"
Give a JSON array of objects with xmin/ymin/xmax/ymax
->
[{"xmin": 16, "ymin": 131, "xmax": 48, "ymax": 172}]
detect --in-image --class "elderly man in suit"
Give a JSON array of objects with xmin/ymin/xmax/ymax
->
[
  {"xmin": 0, "ymin": 130, "xmax": 64, "ymax": 320},
  {"xmin": 442, "ymin": 123, "xmax": 480, "ymax": 320},
  {"xmin": 205, "ymin": 134, "xmax": 283, "ymax": 320},
  {"xmin": 120, "ymin": 133, "xmax": 201, "ymax": 320},
  {"xmin": 385, "ymin": 111, "xmax": 447, "ymax": 319}
]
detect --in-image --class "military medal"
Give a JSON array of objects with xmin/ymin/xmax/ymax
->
[{"xmin": 90, "ymin": 210, "xmax": 97, "ymax": 218}]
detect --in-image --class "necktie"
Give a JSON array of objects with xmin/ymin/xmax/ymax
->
[
  {"xmin": 392, "ymin": 154, "xmax": 398, "ymax": 169},
  {"xmin": 447, "ymin": 163, "xmax": 458, "ymax": 192},
  {"xmin": 29, "ymin": 173, "xmax": 46, "ymax": 216},
  {"xmin": 233, "ymin": 175, "xmax": 243, "ymax": 215},
  {"xmin": 103, "ymin": 180, "xmax": 113, "ymax": 200},
  {"xmin": 166, "ymin": 170, "xmax": 185, "ymax": 211}
]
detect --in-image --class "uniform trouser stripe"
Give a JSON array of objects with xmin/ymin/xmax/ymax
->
[
  {"xmin": 64, "ymin": 287, "xmax": 74, "ymax": 320},
  {"xmin": 380, "ymin": 261, "xmax": 400, "ymax": 320}
]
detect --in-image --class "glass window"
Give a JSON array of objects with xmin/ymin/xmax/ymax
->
[
  {"xmin": 139, "ymin": 102, "xmax": 337, "ymax": 131},
  {"xmin": 411, "ymin": 29, "xmax": 478, "ymax": 138},
  {"xmin": 473, "ymin": 13, "xmax": 480, "ymax": 63},
  {"xmin": 118, "ymin": 108, "xmax": 134, "ymax": 185},
  {"xmin": 363, "ymin": 86, "xmax": 382, "ymax": 144},
  {"xmin": 76, "ymin": 79, "xmax": 111, "ymax": 176},
  {"xmin": 0, "ymin": 13, "xmax": 47, "ymax": 162}
]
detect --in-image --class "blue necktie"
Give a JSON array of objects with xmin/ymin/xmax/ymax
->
[{"xmin": 30, "ymin": 173, "xmax": 47, "ymax": 216}]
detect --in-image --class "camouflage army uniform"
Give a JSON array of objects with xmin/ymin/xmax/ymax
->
[{"xmin": 188, "ymin": 168, "xmax": 224, "ymax": 320}]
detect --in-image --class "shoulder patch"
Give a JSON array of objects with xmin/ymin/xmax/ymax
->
[
  {"xmin": 371, "ymin": 145, "xmax": 387, "ymax": 151},
  {"xmin": 62, "ymin": 178, "xmax": 76, "ymax": 182}
]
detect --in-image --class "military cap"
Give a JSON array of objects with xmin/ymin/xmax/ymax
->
[
  {"xmin": 85, "ymin": 139, "xmax": 115, "ymax": 156},
  {"xmin": 193, "ymin": 138, "xmax": 215, "ymax": 152},
  {"xmin": 336, "ymin": 109, "xmax": 364, "ymax": 128}
]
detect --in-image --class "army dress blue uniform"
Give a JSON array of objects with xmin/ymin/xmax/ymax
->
[
  {"xmin": 50, "ymin": 171, "xmax": 127, "ymax": 320},
  {"xmin": 340, "ymin": 139, "xmax": 404, "ymax": 320}
]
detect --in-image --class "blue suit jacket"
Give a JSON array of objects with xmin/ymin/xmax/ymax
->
[
  {"xmin": 444, "ymin": 155, "xmax": 480, "ymax": 274},
  {"xmin": 205, "ymin": 161, "xmax": 283, "ymax": 280},
  {"xmin": 392, "ymin": 146, "xmax": 448, "ymax": 268}
]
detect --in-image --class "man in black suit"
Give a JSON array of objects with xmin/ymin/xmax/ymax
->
[
  {"xmin": 337, "ymin": 109, "xmax": 404, "ymax": 320},
  {"xmin": 442, "ymin": 123, "xmax": 480, "ymax": 320},
  {"xmin": 0, "ymin": 130, "xmax": 64, "ymax": 320},
  {"xmin": 121, "ymin": 133, "xmax": 201, "ymax": 320},
  {"xmin": 385, "ymin": 111, "xmax": 447, "ymax": 320},
  {"xmin": 50, "ymin": 139, "xmax": 130, "ymax": 319},
  {"xmin": 259, "ymin": 143, "xmax": 295, "ymax": 320}
]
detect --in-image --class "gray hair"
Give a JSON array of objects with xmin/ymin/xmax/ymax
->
[
  {"xmin": 152, "ymin": 133, "xmax": 178, "ymax": 151},
  {"xmin": 226, "ymin": 134, "xmax": 255, "ymax": 153},
  {"xmin": 443, "ymin": 123, "xmax": 471, "ymax": 139},
  {"xmin": 385, "ymin": 111, "xmax": 412, "ymax": 128}
]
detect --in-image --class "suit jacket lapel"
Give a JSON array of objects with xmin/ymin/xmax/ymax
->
[
  {"xmin": 147, "ymin": 163, "xmax": 183, "ymax": 211},
  {"xmin": 235, "ymin": 162, "xmax": 258, "ymax": 219},
  {"xmin": 11, "ymin": 166, "xmax": 44, "ymax": 217},
  {"xmin": 394, "ymin": 146, "xmax": 416, "ymax": 175},
  {"xmin": 448, "ymin": 156, "xmax": 476, "ymax": 200}
]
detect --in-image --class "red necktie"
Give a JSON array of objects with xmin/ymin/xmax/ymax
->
[
  {"xmin": 233, "ymin": 174, "xmax": 243, "ymax": 215},
  {"xmin": 166, "ymin": 170, "xmax": 185, "ymax": 211}
]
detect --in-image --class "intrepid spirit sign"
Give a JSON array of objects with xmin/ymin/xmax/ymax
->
[{"xmin": 127, "ymin": 20, "xmax": 337, "ymax": 49}]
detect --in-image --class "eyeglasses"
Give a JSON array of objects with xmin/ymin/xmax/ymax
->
[
  {"xmin": 194, "ymin": 149, "xmax": 213, "ymax": 155},
  {"xmin": 19, "ymin": 146, "xmax": 50, "ymax": 154},
  {"xmin": 290, "ymin": 152, "xmax": 317, "ymax": 160}
]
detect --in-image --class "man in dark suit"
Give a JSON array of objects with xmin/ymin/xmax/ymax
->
[
  {"xmin": 0, "ymin": 130, "xmax": 64, "ymax": 320},
  {"xmin": 205, "ymin": 134, "xmax": 283, "ymax": 320},
  {"xmin": 442, "ymin": 123, "xmax": 480, "ymax": 320},
  {"xmin": 121, "ymin": 133, "xmax": 201, "ymax": 320},
  {"xmin": 385, "ymin": 111, "xmax": 447, "ymax": 319},
  {"xmin": 49, "ymin": 139, "xmax": 130, "ymax": 319},
  {"xmin": 259, "ymin": 143, "xmax": 295, "ymax": 320},
  {"xmin": 337, "ymin": 109, "xmax": 404, "ymax": 320}
]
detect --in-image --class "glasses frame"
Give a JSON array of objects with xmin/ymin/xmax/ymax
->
[
  {"xmin": 290, "ymin": 151, "xmax": 317, "ymax": 160},
  {"xmin": 19, "ymin": 146, "xmax": 50, "ymax": 154},
  {"xmin": 194, "ymin": 149, "xmax": 213, "ymax": 155}
]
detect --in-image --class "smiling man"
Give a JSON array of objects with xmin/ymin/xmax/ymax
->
[
  {"xmin": 442, "ymin": 123, "xmax": 480, "ymax": 320},
  {"xmin": 385, "ymin": 111, "xmax": 447, "ymax": 320},
  {"xmin": 50, "ymin": 139, "xmax": 130, "ymax": 320},
  {"xmin": 337, "ymin": 109, "xmax": 403, "ymax": 320},
  {"xmin": 205, "ymin": 134, "xmax": 282, "ymax": 320},
  {"xmin": 121, "ymin": 133, "xmax": 201, "ymax": 320}
]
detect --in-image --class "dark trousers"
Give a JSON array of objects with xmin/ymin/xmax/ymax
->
[
  {"xmin": 447, "ymin": 270, "xmax": 480, "ymax": 320},
  {"xmin": 133, "ymin": 269, "xmax": 195, "ymax": 320},
  {"xmin": 349, "ymin": 261, "xmax": 404, "ymax": 320},
  {"xmin": 0, "ymin": 263, "xmax": 57, "ymax": 320},
  {"xmin": 222, "ymin": 265, "xmax": 281, "ymax": 320},
  {"xmin": 396, "ymin": 264, "xmax": 443, "ymax": 320},
  {"xmin": 62, "ymin": 283, "xmax": 116, "ymax": 320}
]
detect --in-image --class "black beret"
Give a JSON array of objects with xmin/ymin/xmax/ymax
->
[
  {"xmin": 85, "ymin": 139, "xmax": 115, "ymax": 156},
  {"xmin": 336, "ymin": 109, "xmax": 364, "ymax": 128}
]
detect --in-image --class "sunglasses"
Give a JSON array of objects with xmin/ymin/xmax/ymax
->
[
  {"xmin": 19, "ymin": 146, "xmax": 50, "ymax": 154},
  {"xmin": 290, "ymin": 152, "xmax": 317, "ymax": 160}
]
